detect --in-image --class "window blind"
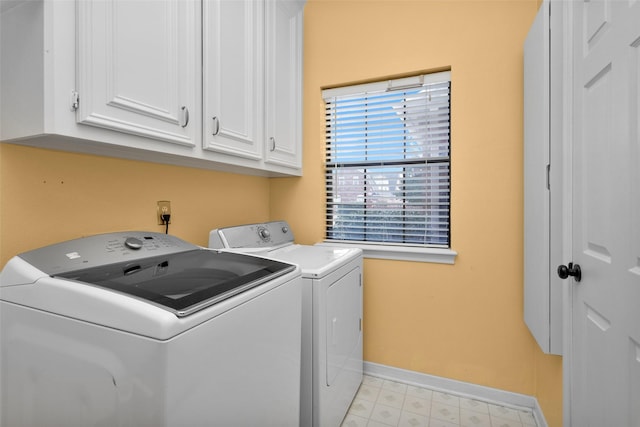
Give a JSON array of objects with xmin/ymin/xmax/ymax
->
[{"xmin": 323, "ymin": 71, "xmax": 451, "ymax": 247}]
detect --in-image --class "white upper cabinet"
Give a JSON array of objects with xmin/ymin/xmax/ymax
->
[
  {"xmin": 0, "ymin": 0, "xmax": 304, "ymax": 177},
  {"xmin": 203, "ymin": 0, "xmax": 303, "ymax": 174},
  {"xmin": 203, "ymin": 0, "xmax": 264, "ymax": 160},
  {"xmin": 76, "ymin": 0, "xmax": 200, "ymax": 148},
  {"xmin": 264, "ymin": 0, "xmax": 304, "ymax": 170},
  {"xmin": 523, "ymin": 0, "xmax": 564, "ymax": 355}
]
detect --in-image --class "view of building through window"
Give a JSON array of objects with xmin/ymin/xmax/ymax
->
[{"xmin": 323, "ymin": 72, "xmax": 451, "ymax": 247}]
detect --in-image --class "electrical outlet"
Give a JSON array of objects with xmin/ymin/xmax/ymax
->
[{"xmin": 157, "ymin": 201, "xmax": 171, "ymax": 225}]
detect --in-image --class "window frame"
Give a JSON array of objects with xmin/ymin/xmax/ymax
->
[{"xmin": 322, "ymin": 71, "xmax": 456, "ymax": 264}]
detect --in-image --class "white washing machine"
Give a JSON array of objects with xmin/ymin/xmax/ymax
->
[
  {"xmin": 209, "ymin": 221, "xmax": 363, "ymax": 427},
  {"xmin": 0, "ymin": 231, "xmax": 302, "ymax": 427}
]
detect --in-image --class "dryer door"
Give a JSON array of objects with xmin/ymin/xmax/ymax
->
[{"xmin": 325, "ymin": 266, "xmax": 362, "ymax": 386}]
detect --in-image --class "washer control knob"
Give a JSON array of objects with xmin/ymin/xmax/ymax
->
[
  {"xmin": 281, "ymin": 226, "xmax": 289, "ymax": 234},
  {"xmin": 258, "ymin": 228, "xmax": 271, "ymax": 240},
  {"xmin": 124, "ymin": 237, "xmax": 144, "ymax": 250}
]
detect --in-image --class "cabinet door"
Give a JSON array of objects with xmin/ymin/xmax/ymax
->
[
  {"xmin": 264, "ymin": 0, "xmax": 303, "ymax": 170},
  {"xmin": 523, "ymin": 0, "xmax": 563, "ymax": 355},
  {"xmin": 202, "ymin": 0, "xmax": 264, "ymax": 160},
  {"xmin": 76, "ymin": 0, "xmax": 199, "ymax": 148}
]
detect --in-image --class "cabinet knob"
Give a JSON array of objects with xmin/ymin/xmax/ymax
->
[
  {"xmin": 269, "ymin": 137, "xmax": 276, "ymax": 152},
  {"xmin": 181, "ymin": 106, "xmax": 189, "ymax": 128},
  {"xmin": 557, "ymin": 262, "xmax": 582, "ymax": 282}
]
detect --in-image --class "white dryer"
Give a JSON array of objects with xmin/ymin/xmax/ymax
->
[
  {"xmin": 0, "ymin": 231, "xmax": 302, "ymax": 427},
  {"xmin": 210, "ymin": 221, "xmax": 363, "ymax": 427}
]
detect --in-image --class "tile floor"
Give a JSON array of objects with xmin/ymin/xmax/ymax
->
[{"xmin": 341, "ymin": 375, "xmax": 539, "ymax": 427}]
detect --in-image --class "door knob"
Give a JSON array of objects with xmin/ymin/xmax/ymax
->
[{"xmin": 557, "ymin": 262, "xmax": 582, "ymax": 282}]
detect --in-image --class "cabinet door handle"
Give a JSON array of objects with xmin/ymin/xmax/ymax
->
[
  {"xmin": 181, "ymin": 106, "xmax": 189, "ymax": 128},
  {"xmin": 212, "ymin": 116, "xmax": 220, "ymax": 136},
  {"xmin": 269, "ymin": 137, "xmax": 276, "ymax": 151}
]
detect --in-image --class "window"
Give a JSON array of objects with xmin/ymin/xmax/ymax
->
[{"xmin": 322, "ymin": 71, "xmax": 455, "ymax": 263}]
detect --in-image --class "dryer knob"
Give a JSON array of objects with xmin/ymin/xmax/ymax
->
[
  {"xmin": 258, "ymin": 228, "xmax": 271, "ymax": 240},
  {"xmin": 281, "ymin": 226, "xmax": 289, "ymax": 234}
]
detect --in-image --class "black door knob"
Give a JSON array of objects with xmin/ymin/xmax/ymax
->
[{"xmin": 557, "ymin": 262, "xmax": 581, "ymax": 282}]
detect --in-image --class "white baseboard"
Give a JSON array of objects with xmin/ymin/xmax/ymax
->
[{"xmin": 363, "ymin": 361, "xmax": 548, "ymax": 427}]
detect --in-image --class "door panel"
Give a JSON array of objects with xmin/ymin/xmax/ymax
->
[
  {"xmin": 582, "ymin": 62, "xmax": 614, "ymax": 263},
  {"xmin": 628, "ymin": 22, "xmax": 640, "ymax": 427},
  {"xmin": 77, "ymin": 0, "xmax": 199, "ymax": 147},
  {"xmin": 629, "ymin": 338, "xmax": 640, "ymax": 426},
  {"xmin": 202, "ymin": 0, "xmax": 263, "ymax": 160},
  {"xmin": 584, "ymin": 0, "xmax": 609, "ymax": 49},
  {"xmin": 580, "ymin": 303, "xmax": 612, "ymax": 426},
  {"xmin": 264, "ymin": 0, "xmax": 303, "ymax": 169},
  {"xmin": 631, "ymin": 30, "xmax": 640, "ymax": 277},
  {"xmin": 325, "ymin": 267, "xmax": 361, "ymax": 387},
  {"xmin": 523, "ymin": 1, "xmax": 552, "ymax": 353}
]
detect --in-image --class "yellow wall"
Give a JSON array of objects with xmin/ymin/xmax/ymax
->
[
  {"xmin": 0, "ymin": 1, "xmax": 562, "ymax": 426},
  {"xmin": 0, "ymin": 144, "xmax": 271, "ymax": 266},
  {"xmin": 271, "ymin": 0, "xmax": 562, "ymax": 426}
]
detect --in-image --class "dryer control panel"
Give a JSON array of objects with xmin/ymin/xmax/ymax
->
[{"xmin": 213, "ymin": 221, "xmax": 294, "ymax": 249}]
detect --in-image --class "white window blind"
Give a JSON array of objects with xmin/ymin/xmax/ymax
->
[{"xmin": 323, "ymin": 71, "xmax": 451, "ymax": 248}]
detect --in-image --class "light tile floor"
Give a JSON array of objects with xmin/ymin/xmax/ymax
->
[{"xmin": 341, "ymin": 375, "xmax": 539, "ymax": 427}]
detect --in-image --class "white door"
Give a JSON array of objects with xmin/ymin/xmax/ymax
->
[
  {"xmin": 76, "ymin": 0, "xmax": 199, "ymax": 147},
  {"xmin": 569, "ymin": 0, "xmax": 640, "ymax": 425},
  {"xmin": 202, "ymin": 0, "xmax": 264, "ymax": 160}
]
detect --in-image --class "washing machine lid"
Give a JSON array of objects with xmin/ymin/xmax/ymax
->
[{"xmin": 14, "ymin": 232, "xmax": 296, "ymax": 317}]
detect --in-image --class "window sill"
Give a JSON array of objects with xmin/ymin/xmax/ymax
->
[{"xmin": 316, "ymin": 241, "xmax": 457, "ymax": 265}]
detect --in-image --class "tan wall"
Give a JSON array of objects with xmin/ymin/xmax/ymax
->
[
  {"xmin": 0, "ymin": 144, "xmax": 271, "ymax": 265},
  {"xmin": 271, "ymin": 1, "xmax": 562, "ymax": 426},
  {"xmin": 0, "ymin": 1, "xmax": 562, "ymax": 425}
]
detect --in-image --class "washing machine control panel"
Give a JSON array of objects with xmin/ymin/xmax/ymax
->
[
  {"xmin": 18, "ymin": 232, "xmax": 200, "ymax": 275},
  {"xmin": 216, "ymin": 221, "xmax": 294, "ymax": 249}
]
